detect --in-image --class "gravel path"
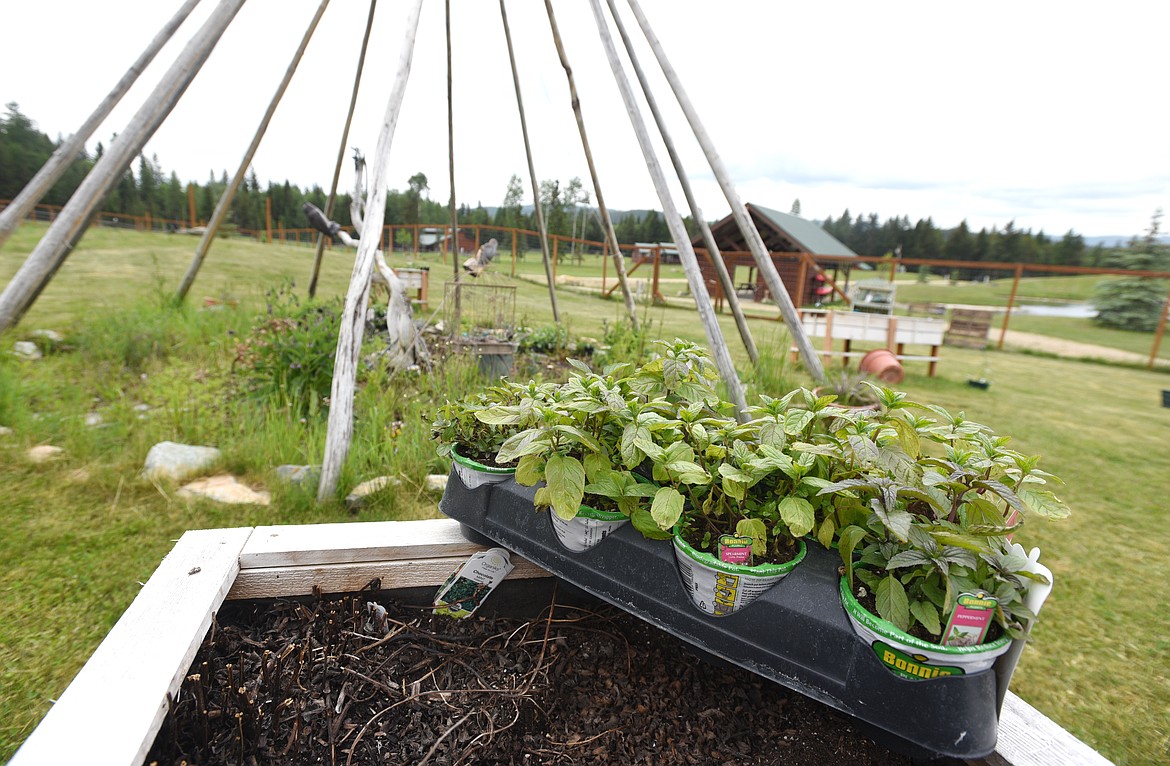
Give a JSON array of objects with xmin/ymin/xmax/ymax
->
[{"xmin": 997, "ymin": 329, "xmax": 1168, "ymax": 367}]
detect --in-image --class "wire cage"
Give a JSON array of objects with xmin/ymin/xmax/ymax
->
[{"xmin": 443, "ymin": 280, "xmax": 517, "ymax": 338}]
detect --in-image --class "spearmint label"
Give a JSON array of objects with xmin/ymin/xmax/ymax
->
[
  {"xmin": 873, "ymin": 641, "xmax": 965, "ymax": 680},
  {"xmin": 942, "ymin": 592, "xmax": 997, "ymax": 647},
  {"xmin": 717, "ymin": 535, "xmax": 753, "ymax": 566}
]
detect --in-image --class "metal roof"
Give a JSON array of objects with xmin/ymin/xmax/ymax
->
[{"xmin": 749, "ymin": 204, "xmax": 857, "ymax": 257}]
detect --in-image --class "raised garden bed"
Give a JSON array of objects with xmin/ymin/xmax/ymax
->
[{"xmin": 11, "ymin": 519, "xmax": 1108, "ymax": 765}]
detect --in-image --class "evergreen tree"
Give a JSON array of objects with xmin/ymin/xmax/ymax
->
[
  {"xmin": 0, "ymin": 103, "xmax": 55, "ymax": 199},
  {"xmin": 1092, "ymin": 210, "xmax": 1167, "ymax": 331},
  {"xmin": 945, "ymin": 220, "xmax": 974, "ymax": 266}
]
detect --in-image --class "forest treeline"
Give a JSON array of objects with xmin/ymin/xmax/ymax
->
[{"xmin": 0, "ymin": 102, "xmax": 1130, "ymax": 271}]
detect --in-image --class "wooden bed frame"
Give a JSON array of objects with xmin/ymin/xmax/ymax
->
[{"xmin": 10, "ymin": 519, "xmax": 1111, "ymax": 765}]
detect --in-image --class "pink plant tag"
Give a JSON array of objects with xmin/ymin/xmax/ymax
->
[
  {"xmin": 941, "ymin": 592, "xmax": 998, "ymax": 647},
  {"xmin": 718, "ymin": 534, "xmax": 753, "ymax": 566}
]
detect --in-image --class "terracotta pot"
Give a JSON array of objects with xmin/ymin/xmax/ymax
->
[{"xmin": 859, "ymin": 349, "xmax": 904, "ymax": 384}]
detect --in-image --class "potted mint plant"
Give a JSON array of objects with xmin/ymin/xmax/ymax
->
[
  {"xmin": 639, "ymin": 375, "xmax": 845, "ymax": 617},
  {"xmin": 819, "ymin": 389, "xmax": 1070, "ymax": 679},
  {"xmin": 431, "ymin": 380, "xmax": 548, "ymax": 489},
  {"xmin": 490, "ymin": 362, "xmax": 657, "ymax": 552}
]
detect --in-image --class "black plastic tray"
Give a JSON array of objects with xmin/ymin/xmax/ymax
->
[{"xmin": 439, "ymin": 471, "xmax": 1015, "ymax": 760}]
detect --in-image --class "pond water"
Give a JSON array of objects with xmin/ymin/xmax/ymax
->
[{"xmin": 1012, "ymin": 303, "xmax": 1098, "ymax": 318}]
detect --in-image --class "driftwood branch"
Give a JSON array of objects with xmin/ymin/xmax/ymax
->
[{"xmin": 318, "ymin": 0, "xmax": 426, "ymax": 502}]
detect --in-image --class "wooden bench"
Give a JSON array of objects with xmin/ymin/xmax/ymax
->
[
  {"xmin": 945, "ymin": 308, "xmax": 994, "ymax": 349},
  {"xmin": 792, "ymin": 309, "xmax": 945, "ymax": 376}
]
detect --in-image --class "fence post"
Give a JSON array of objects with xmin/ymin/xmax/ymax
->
[
  {"xmin": 1148, "ymin": 284, "xmax": 1170, "ymax": 369},
  {"xmin": 997, "ymin": 264, "xmax": 1024, "ymax": 350}
]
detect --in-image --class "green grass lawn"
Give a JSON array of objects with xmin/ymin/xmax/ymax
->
[
  {"xmin": 895, "ymin": 274, "xmax": 1111, "ymax": 305},
  {"xmin": 2, "ymin": 225, "xmax": 1168, "ymax": 764}
]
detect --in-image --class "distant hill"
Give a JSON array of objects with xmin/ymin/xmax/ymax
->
[
  {"xmin": 1082, "ymin": 235, "xmax": 1170, "ymax": 249},
  {"xmin": 481, "ymin": 205, "xmax": 659, "ymax": 223}
]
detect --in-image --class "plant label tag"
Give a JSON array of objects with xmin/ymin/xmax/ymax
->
[
  {"xmin": 718, "ymin": 535, "xmax": 753, "ymax": 566},
  {"xmin": 433, "ymin": 547, "xmax": 514, "ymax": 619},
  {"xmin": 941, "ymin": 592, "xmax": 998, "ymax": 647}
]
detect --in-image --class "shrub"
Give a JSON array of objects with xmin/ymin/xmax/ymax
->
[{"xmin": 234, "ymin": 286, "xmax": 341, "ymax": 416}]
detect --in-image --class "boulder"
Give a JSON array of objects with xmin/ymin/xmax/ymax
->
[
  {"xmin": 178, "ymin": 475, "xmax": 271, "ymax": 506},
  {"xmin": 345, "ymin": 476, "xmax": 402, "ymax": 510},
  {"xmin": 274, "ymin": 464, "xmax": 321, "ymax": 485},
  {"xmin": 143, "ymin": 441, "xmax": 222, "ymax": 482},
  {"xmin": 13, "ymin": 341, "xmax": 41, "ymax": 360},
  {"xmin": 27, "ymin": 445, "xmax": 64, "ymax": 463},
  {"xmin": 425, "ymin": 474, "xmax": 448, "ymax": 494}
]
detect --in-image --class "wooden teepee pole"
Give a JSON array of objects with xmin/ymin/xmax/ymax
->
[
  {"xmin": 585, "ymin": 0, "xmax": 747, "ymax": 418},
  {"xmin": 499, "ymin": 0, "xmax": 558, "ymax": 322},
  {"xmin": 603, "ymin": 0, "xmax": 756, "ymax": 363},
  {"xmin": 318, "ymin": 0, "xmax": 425, "ymax": 501},
  {"xmin": 0, "ymin": 0, "xmax": 247, "ymax": 334},
  {"xmin": 309, "ymin": 0, "xmax": 378, "ymax": 299},
  {"xmin": 542, "ymin": 0, "xmax": 638, "ymax": 328},
  {"xmin": 447, "ymin": 0, "xmax": 464, "ymax": 333},
  {"xmin": 624, "ymin": 0, "xmax": 826, "ymax": 384},
  {"xmin": 0, "ymin": 0, "xmax": 202, "ymax": 250},
  {"xmin": 177, "ymin": 0, "xmax": 330, "ymax": 301}
]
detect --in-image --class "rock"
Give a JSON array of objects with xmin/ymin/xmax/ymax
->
[
  {"xmin": 84, "ymin": 412, "xmax": 103, "ymax": 427},
  {"xmin": 275, "ymin": 464, "xmax": 320, "ymax": 485},
  {"xmin": 0, "ymin": 426, "xmax": 12, "ymax": 438},
  {"xmin": 345, "ymin": 476, "xmax": 402, "ymax": 510},
  {"xmin": 32, "ymin": 329, "xmax": 64, "ymax": 342},
  {"xmin": 28, "ymin": 445, "xmax": 64, "ymax": 463},
  {"xmin": 425, "ymin": 474, "xmax": 448, "ymax": 494},
  {"xmin": 66, "ymin": 468, "xmax": 91, "ymax": 483},
  {"xmin": 13, "ymin": 341, "xmax": 41, "ymax": 360},
  {"xmin": 178, "ymin": 475, "xmax": 271, "ymax": 506},
  {"xmin": 143, "ymin": 441, "xmax": 222, "ymax": 482}
]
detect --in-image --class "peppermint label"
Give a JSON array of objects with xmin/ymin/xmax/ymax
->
[
  {"xmin": 718, "ymin": 534, "xmax": 753, "ymax": 565},
  {"xmin": 942, "ymin": 592, "xmax": 998, "ymax": 647}
]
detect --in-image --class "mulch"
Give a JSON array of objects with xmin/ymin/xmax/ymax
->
[{"xmin": 147, "ymin": 583, "xmax": 917, "ymax": 765}]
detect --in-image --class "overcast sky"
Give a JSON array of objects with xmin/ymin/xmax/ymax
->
[{"xmin": 4, "ymin": 0, "xmax": 1167, "ymax": 238}]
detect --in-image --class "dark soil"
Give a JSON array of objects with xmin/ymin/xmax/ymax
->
[{"xmin": 147, "ymin": 584, "xmax": 916, "ymax": 766}]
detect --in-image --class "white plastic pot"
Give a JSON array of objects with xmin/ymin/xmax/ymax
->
[
  {"xmin": 672, "ymin": 532, "xmax": 805, "ymax": 616},
  {"xmin": 839, "ymin": 544, "xmax": 1054, "ymax": 680},
  {"xmin": 550, "ymin": 504, "xmax": 628, "ymax": 553},
  {"xmin": 450, "ymin": 445, "xmax": 515, "ymax": 490}
]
